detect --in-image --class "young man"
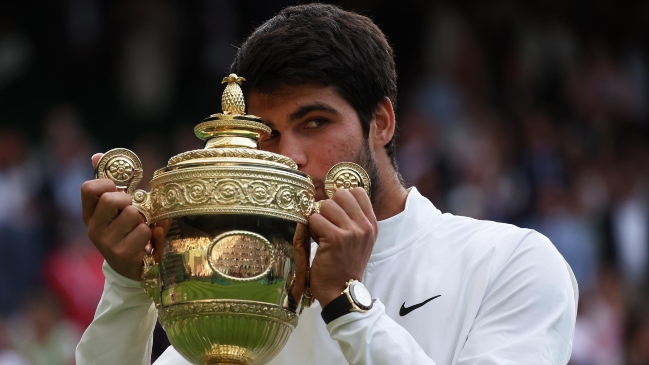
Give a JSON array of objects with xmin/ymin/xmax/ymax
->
[{"xmin": 77, "ymin": 4, "xmax": 577, "ymax": 364}]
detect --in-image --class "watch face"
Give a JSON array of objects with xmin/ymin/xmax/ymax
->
[{"xmin": 350, "ymin": 282, "xmax": 372, "ymax": 308}]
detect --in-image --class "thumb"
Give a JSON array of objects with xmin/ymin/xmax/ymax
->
[{"xmin": 91, "ymin": 153, "xmax": 104, "ymax": 169}]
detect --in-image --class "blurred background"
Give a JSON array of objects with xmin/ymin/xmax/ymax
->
[{"xmin": 0, "ymin": 0, "xmax": 647, "ymax": 364}]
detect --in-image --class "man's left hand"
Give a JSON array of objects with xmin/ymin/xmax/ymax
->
[{"xmin": 307, "ymin": 188, "xmax": 377, "ymax": 308}]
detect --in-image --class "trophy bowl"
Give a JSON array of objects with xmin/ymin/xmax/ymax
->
[{"xmin": 95, "ymin": 75, "xmax": 370, "ymax": 365}]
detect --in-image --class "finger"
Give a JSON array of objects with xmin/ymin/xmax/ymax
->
[
  {"xmin": 151, "ymin": 219, "xmax": 172, "ymax": 263},
  {"xmin": 309, "ymin": 228, "xmax": 321, "ymax": 245},
  {"xmin": 293, "ymin": 223, "xmax": 308, "ymax": 249},
  {"xmin": 331, "ymin": 189, "xmax": 368, "ymax": 225},
  {"xmin": 120, "ymin": 223, "xmax": 153, "ymax": 254},
  {"xmin": 292, "ymin": 223, "xmax": 310, "ymax": 284},
  {"xmin": 108, "ymin": 205, "xmax": 142, "ymax": 238},
  {"xmin": 81, "ymin": 179, "xmax": 118, "ymax": 225},
  {"xmin": 317, "ymin": 199, "xmax": 353, "ymax": 229},
  {"xmin": 307, "ymin": 213, "xmax": 342, "ymax": 247},
  {"xmin": 93, "ymin": 192, "xmax": 133, "ymax": 228},
  {"xmin": 92, "ymin": 153, "xmax": 104, "ymax": 169},
  {"xmin": 350, "ymin": 187, "xmax": 377, "ymax": 229}
]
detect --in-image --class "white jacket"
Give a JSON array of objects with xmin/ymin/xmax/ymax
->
[{"xmin": 77, "ymin": 188, "xmax": 578, "ymax": 364}]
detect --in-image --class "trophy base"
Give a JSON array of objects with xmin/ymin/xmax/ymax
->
[{"xmin": 160, "ymin": 300, "xmax": 298, "ymax": 365}]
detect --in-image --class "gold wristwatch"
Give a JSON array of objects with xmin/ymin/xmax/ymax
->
[{"xmin": 321, "ymin": 280, "xmax": 373, "ymax": 324}]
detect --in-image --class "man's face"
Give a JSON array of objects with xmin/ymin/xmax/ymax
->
[{"xmin": 248, "ymin": 84, "xmax": 377, "ymax": 201}]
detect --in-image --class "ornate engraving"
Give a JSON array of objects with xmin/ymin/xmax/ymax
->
[
  {"xmin": 297, "ymin": 190, "xmax": 315, "ymax": 217},
  {"xmin": 247, "ymin": 181, "xmax": 276, "ymax": 205},
  {"xmin": 146, "ymin": 167, "xmax": 314, "ymax": 224},
  {"xmin": 276, "ymin": 186, "xmax": 296, "ymax": 210},
  {"xmin": 161, "ymin": 183, "xmax": 185, "ymax": 208},
  {"xmin": 324, "ymin": 162, "xmax": 371, "ymax": 199},
  {"xmin": 107, "ymin": 158, "xmax": 134, "ymax": 181},
  {"xmin": 207, "ymin": 231, "xmax": 274, "ymax": 282},
  {"xmin": 168, "ymin": 148, "xmax": 296, "ymax": 169},
  {"xmin": 132, "ymin": 189, "xmax": 152, "ymax": 224},
  {"xmin": 335, "ymin": 171, "xmax": 359, "ymax": 189},
  {"xmin": 95, "ymin": 148, "xmax": 143, "ymax": 195},
  {"xmin": 214, "ymin": 179, "xmax": 246, "ymax": 204},
  {"xmin": 159, "ymin": 300, "xmax": 298, "ymax": 327},
  {"xmin": 185, "ymin": 179, "xmax": 211, "ymax": 204}
]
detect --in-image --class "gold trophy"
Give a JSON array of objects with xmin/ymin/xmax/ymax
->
[{"xmin": 95, "ymin": 75, "xmax": 370, "ymax": 365}]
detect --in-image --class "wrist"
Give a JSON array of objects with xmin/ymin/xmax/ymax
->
[
  {"xmin": 315, "ymin": 288, "xmax": 345, "ymax": 308},
  {"xmin": 320, "ymin": 280, "xmax": 373, "ymax": 324}
]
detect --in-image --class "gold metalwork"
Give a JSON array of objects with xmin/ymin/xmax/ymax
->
[
  {"xmin": 168, "ymin": 149, "xmax": 297, "ymax": 170},
  {"xmin": 145, "ymin": 166, "xmax": 314, "ymax": 224},
  {"xmin": 141, "ymin": 257, "xmax": 160, "ymax": 308},
  {"xmin": 221, "ymin": 74, "xmax": 247, "ymax": 115},
  {"xmin": 324, "ymin": 162, "xmax": 371, "ymax": 199},
  {"xmin": 95, "ymin": 148, "xmax": 143, "ymax": 195},
  {"xmin": 207, "ymin": 231, "xmax": 274, "ymax": 282},
  {"xmin": 160, "ymin": 300, "xmax": 297, "ymax": 364},
  {"xmin": 194, "ymin": 119, "xmax": 271, "ymax": 139},
  {"xmin": 159, "ymin": 300, "xmax": 298, "ymax": 327}
]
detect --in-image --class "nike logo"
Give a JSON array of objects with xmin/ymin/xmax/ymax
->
[{"xmin": 399, "ymin": 295, "xmax": 441, "ymax": 316}]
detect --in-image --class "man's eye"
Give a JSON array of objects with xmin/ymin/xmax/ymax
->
[{"xmin": 304, "ymin": 119, "xmax": 326, "ymax": 129}]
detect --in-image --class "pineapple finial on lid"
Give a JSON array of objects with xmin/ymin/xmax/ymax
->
[{"xmin": 221, "ymin": 74, "xmax": 246, "ymax": 115}]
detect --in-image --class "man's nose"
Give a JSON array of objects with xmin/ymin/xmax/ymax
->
[{"xmin": 277, "ymin": 137, "xmax": 307, "ymax": 167}]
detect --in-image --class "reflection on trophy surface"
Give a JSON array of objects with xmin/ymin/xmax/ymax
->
[{"xmin": 95, "ymin": 75, "xmax": 370, "ymax": 365}]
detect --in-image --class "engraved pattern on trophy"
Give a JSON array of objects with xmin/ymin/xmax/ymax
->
[
  {"xmin": 168, "ymin": 149, "xmax": 297, "ymax": 169},
  {"xmin": 160, "ymin": 301, "xmax": 298, "ymax": 327},
  {"xmin": 107, "ymin": 158, "xmax": 133, "ymax": 181},
  {"xmin": 207, "ymin": 231, "xmax": 274, "ymax": 282},
  {"xmin": 335, "ymin": 171, "xmax": 359, "ymax": 189},
  {"xmin": 194, "ymin": 120, "xmax": 271, "ymax": 134},
  {"xmin": 95, "ymin": 148, "xmax": 143, "ymax": 195},
  {"xmin": 324, "ymin": 161, "xmax": 372, "ymax": 199},
  {"xmin": 147, "ymin": 169, "xmax": 315, "ymax": 224}
]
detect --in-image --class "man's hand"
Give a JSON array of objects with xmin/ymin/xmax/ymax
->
[
  {"xmin": 81, "ymin": 153, "xmax": 152, "ymax": 281},
  {"xmin": 307, "ymin": 187, "xmax": 377, "ymax": 308}
]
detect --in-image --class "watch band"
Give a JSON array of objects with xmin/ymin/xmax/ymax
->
[{"xmin": 321, "ymin": 293, "xmax": 352, "ymax": 324}]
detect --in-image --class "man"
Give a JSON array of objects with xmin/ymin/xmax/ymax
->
[{"xmin": 77, "ymin": 3, "xmax": 578, "ymax": 364}]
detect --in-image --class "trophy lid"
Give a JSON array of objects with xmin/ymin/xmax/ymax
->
[
  {"xmin": 159, "ymin": 74, "xmax": 301, "ymax": 175},
  {"xmin": 124, "ymin": 75, "xmax": 316, "ymax": 224}
]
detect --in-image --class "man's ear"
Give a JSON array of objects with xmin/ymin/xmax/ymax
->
[{"xmin": 369, "ymin": 97, "xmax": 396, "ymax": 150}]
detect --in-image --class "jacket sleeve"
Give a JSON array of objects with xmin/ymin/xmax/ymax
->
[
  {"xmin": 327, "ymin": 300, "xmax": 437, "ymax": 365},
  {"xmin": 456, "ymin": 231, "xmax": 578, "ymax": 364},
  {"xmin": 75, "ymin": 261, "xmax": 158, "ymax": 365}
]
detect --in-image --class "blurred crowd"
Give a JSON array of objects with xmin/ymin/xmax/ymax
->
[{"xmin": 0, "ymin": 1, "xmax": 647, "ymax": 364}]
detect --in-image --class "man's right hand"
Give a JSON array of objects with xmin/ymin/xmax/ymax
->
[{"xmin": 81, "ymin": 153, "xmax": 152, "ymax": 281}]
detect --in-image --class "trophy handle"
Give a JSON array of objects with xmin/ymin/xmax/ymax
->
[
  {"xmin": 323, "ymin": 162, "xmax": 371, "ymax": 199},
  {"xmin": 96, "ymin": 148, "xmax": 160, "ymax": 307},
  {"xmin": 307, "ymin": 162, "xmax": 371, "ymax": 217},
  {"xmin": 95, "ymin": 148, "xmax": 153, "ymax": 224}
]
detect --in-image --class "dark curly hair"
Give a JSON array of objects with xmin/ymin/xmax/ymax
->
[{"xmin": 230, "ymin": 3, "xmax": 399, "ymax": 169}]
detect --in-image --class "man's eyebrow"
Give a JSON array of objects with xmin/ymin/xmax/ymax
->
[{"xmin": 288, "ymin": 103, "xmax": 339, "ymax": 122}]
